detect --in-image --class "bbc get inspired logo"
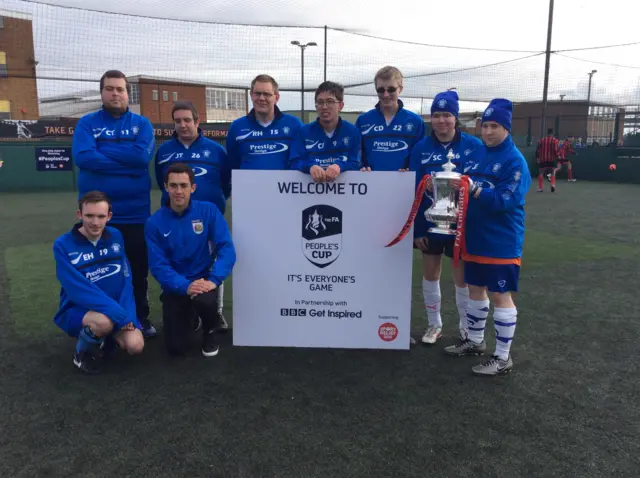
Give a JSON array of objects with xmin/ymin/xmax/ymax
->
[{"xmin": 378, "ymin": 322, "xmax": 398, "ymax": 342}]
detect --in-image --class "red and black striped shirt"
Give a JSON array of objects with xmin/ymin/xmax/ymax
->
[
  {"xmin": 558, "ymin": 141, "xmax": 574, "ymax": 160},
  {"xmin": 536, "ymin": 135, "xmax": 559, "ymax": 163}
]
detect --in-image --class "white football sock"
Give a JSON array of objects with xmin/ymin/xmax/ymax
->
[
  {"xmin": 422, "ymin": 279, "xmax": 442, "ymax": 327},
  {"xmin": 455, "ymin": 286, "xmax": 469, "ymax": 331},
  {"xmin": 466, "ymin": 298, "xmax": 489, "ymax": 344},
  {"xmin": 494, "ymin": 307, "xmax": 517, "ymax": 361}
]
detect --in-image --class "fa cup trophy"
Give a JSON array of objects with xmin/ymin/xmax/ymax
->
[{"xmin": 424, "ymin": 149, "xmax": 461, "ymax": 235}]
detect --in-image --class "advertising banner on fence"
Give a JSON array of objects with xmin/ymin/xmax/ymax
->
[
  {"xmin": 35, "ymin": 147, "xmax": 73, "ymax": 171},
  {"xmin": 231, "ymin": 170, "xmax": 415, "ymax": 350},
  {"xmin": 0, "ymin": 119, "xmax": 229, "ymax": 141}
]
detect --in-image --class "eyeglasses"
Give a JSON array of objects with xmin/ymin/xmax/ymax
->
[
  {"xmin": 376, "ymin": 86, "xmax": 399, "ymax": 94},
  {"xmin": 251, "ymin": 91, "xmax": 274, "ymax": 98},
  {"xmin": 316, "ymin": 99, "xmax": 339, "ymax": 107}
]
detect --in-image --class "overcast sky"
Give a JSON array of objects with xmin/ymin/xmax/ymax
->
[{"xmin": 5, "ymin": 0, "xmax": 640, "ymax": 114}]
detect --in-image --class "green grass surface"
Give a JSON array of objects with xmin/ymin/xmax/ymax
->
[{"xmin": 0, "ymin": 182, "xmax": 638, "ymax": 477}]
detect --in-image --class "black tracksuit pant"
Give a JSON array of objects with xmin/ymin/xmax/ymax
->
[
  {"xmin": 160, "ymin": 288, "xmax": 220, "ymax": 355},
  {"xmin": 109, "ymin": 223, "xmax": 150, "ymax": 321}
]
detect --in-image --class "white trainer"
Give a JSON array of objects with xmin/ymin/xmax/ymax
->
[{"xmin": 421, "ymin": 326, "xmax": 442, "ymax": 344}]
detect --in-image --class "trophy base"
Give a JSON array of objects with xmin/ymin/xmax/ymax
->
[{"xmin": 428, "ymin": 226, "xmax": 456, "ymax": 236}]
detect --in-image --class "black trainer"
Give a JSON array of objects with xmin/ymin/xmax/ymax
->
[
  {"xmin": 202, "ymin": 330, "xmax": 220, "ymax": 357},
  {"xmin": 73, "ymin": 351, "xmax": 101, "ymax": 374},
  {"xmin": 141, "ymin": 318, "xmax": 157, "ymax": 338}
]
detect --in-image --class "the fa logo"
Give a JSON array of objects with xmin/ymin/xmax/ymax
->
[
  {"xmin": 301, "ymin": 205, "xmax": 342, "ymax": 268},
  {"xmin": 203, "ymin": 150, "xmax": 211, "ymax": 158},
  {"xmin": 514, "ymin": 171, "xmax": 521, "ymax": 181},
  {"xmin": 192, "ymin": 220, "xmax": 204, "ymax": 235},
  {"xmin": 438, "ymin": 99, "xmax": 447, "ymax": 108},
  {"xmin": 343, "ymin": 137, "xmax": 350, "ymax": 146},
  {"xmin": 112, "ymin": 243, "xmax": 121, "ymax": 253},
  {"xmin": 492, "ymin": 163, "xmax": 501, "ymax": 173},
  {"xmin": 283, "ymin": 126, "xmax": 291, "ymax": 135},
  {"xmin": 132, "ymin": 126, "xmax": 139, "ymax": 135},
  {"xmin": 484, "ymin": 108, "xmax": 494, "ymax": 117},
  {"xmin": 406, "ymin": 123, "xmax": 414, "ymax": 132}
]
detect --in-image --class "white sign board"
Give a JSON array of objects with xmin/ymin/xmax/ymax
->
[{"xmin": 231, "ymin": 170, "xmax": 415, "ymax": 350}]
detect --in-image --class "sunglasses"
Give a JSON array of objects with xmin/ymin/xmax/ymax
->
[{"xmin": 376, "ymin": 86, "xmax": 399, "ymax": 94}]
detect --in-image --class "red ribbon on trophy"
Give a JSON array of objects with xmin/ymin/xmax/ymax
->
[
  {"xmin": 452, "ymin": 175, "xmax": 471, "ymax": 268},
  {"xmin": 385, "ymin": 175, "xmax": 430, "ymax": 248}
]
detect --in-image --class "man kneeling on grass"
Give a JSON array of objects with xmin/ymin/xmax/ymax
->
[
  {"xmin": 145, "ymin": 163, "xmax": 236, "ymax": 358},
  {"xmin": 53, "ymin": 191, "xmax": 145, "ymax": 374}
]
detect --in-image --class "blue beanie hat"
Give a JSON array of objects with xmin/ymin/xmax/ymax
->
[
  {"xmin": 482, "ymin": 98, "xmax": 513, "ymax": 131},
  {"xmin": 431, "ymin": 91, "xmax": 459, "ymax": 118}
]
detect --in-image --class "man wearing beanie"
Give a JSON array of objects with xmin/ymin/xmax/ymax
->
[
  {"xmin": 355, "ymin": 66, "xmax": 425, "ymax": 172},
  {"xmin": 408, "ymin": 90, "xmax": 483, "ymax": 345},
  {"xmin": 444, "ymin": 98, "xmax": 531, "ymax": 376}
]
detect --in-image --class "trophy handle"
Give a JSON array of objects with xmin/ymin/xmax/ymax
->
[{"xmin": 430, "ymin": 172, "xmax": 438, "ymax": 199}]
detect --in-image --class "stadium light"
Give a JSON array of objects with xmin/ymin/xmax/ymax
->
[
  {"xmin": 585, "ymin": 70, "xmax": 597, "ymax": 142},
  {"xmin": 291, "ymin": 41, "xmax": 318, "ymax": 121}
]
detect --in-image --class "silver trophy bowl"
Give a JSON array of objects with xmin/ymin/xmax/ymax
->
[{"xmin": 424, "ymin": 149, "xmax": 461, "ymax": 235}]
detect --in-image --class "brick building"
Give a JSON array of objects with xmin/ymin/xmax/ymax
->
[
  {"xmin": 125, "ymin": 76, "xmax": 247, "ymax": 124},
  {"xmin": 0, "ymin": 9, "xmax": 40, "ymax": 120},
  {"xmin": 39, "ymin": 75, "xmax": 248, "ymax": 124},
  {"xmin": 128, "ymin": 76, "xmax": 208, "ymax": 124},
  {"xmin": 511, "ymin": 100, "xmax": 624, "ymax": 145}
]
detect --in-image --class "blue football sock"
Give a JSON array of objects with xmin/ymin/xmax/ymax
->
[{"xmin": 76, "ymin": 326, "xmax": 103, "ymax": 355}]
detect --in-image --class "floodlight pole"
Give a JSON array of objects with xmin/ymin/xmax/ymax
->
[
  {"xmin": 540, "ymin": 0, "xmax": 555, "ymax": 138},
  {"xmin": 585, "ymin": 69, "xmax": 597, "ymax": 142},
  {"xmin": 324, "ymin": 26, "xmax": 328, "ymax": 82},
  {"xmin": 291, "ymin": 40, "xmax": 317, "ymax": 122}
]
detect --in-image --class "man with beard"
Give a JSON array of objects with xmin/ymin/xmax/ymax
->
[{"xmin": 72, "ymin": 70, "xmax": 157, "ymax": 339}]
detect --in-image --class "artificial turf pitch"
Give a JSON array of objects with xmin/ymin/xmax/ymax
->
[{"xmin": 0, "ymin": 181, "xmax": 638, "ymax": 477}]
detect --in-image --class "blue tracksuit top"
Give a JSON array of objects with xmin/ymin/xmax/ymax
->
[
  {"xmin": 226, "ymin": 106, "xmax": 303, "ymax": 171},
  {"xmin": 72, "ymin": 107, "xmax": 155, "ymax": 224},
  {"xmin": 288, "ymin": 117, "xmax": 362, "ymax": 173},
  {"xmin": 145, "ymin": 199, "xmax": 236, "ymax": 295},
  {"xmin": 154, "ymin": 130, "xmax": 231, "ymax": 214},
  {"xmin": 53, "ymin": 225, "xmax": 137, "ymax": 328},
  {"xmin": 409, "ymin": 130, "xmax": 484, "ymax": 239},
  {"xmin": 464, "ymin": 135, "xmax": 532, "ymax": 259},
  {"xmin": 355, "ymin": 100, "xmax": 426, "ymax": 171}
]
